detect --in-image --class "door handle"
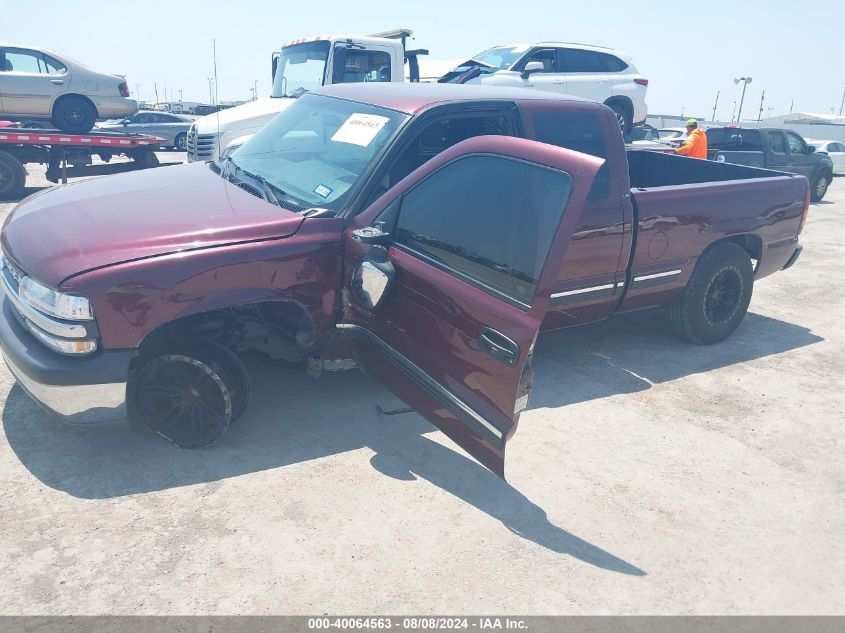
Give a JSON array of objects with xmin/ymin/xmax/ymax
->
[
  {"xmin": 478, "ymin": 327, "xmax": 520, "ymax": 366},
  {"xmin": 50, "ymin": 79, "xmax": 64, "ymax": 85}
]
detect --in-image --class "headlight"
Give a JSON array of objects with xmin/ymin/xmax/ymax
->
[{"xmin": 19, "ymin": 276, "xmax": 93, "ymax": 321}]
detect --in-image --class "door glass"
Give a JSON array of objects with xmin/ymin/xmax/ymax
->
[
  {"xmin": 334, "ymin": 48, "xmax": 392, "ymax": 83},
  {"xmin": 786, "ymin": 133, "xmax": 807, "ymax": 154},
  {"xmin": 561, "ymin": 49, "xmax": 604, "ymax": 72},
  {"xmin": 393, "ymin": 155, "xmax": 574, "ymax": 305},
  {"xmin": 44, "ymin": 55, "xmax": 66, "ymax": 74},
  {"xmin": 516, "ymin": 48, "xmax": 557, "ymax": 73},
  {"xmin": 600, "ymin": 53, "xmax": 629, "ymax": 72},
  {"xmin": 2, "ymin": 49, "xmax": 45, "ymax": 74},
  {"xmin": 769, "ymin": 132, "xmax": 787, "ymax": 154},
  {"xmin": 362, "ymin": 112, "xmax": 515, "ymax": 207}
]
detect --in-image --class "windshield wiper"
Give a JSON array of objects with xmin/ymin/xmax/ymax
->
[{"xmin": 240, "ymin": 168, "xmax": 289, "ymax": 207}]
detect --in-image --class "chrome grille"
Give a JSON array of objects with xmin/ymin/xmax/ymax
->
[{"xmin": 187, "ymin": 125, "xmax": 218, "ymax": 161}]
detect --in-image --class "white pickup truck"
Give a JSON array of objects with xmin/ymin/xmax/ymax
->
[{"xmin": 187, "ymin": 30, "xmax": 426, "ymax": 162}]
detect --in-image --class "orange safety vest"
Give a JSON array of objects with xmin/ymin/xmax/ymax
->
[{"xmin": 676, "ymin": 127, "xmax": 708, "ymax": 159}]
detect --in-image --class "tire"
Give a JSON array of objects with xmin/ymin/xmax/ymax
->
[
  {"xmin": 0, "ymin": 150, "xmax": 26, "ymax": 201},
  {"xmin": 130, "ymin": 340, "xmax": 252, "ymax": 449},
  {"xmin": 134, "ymin": 149, "xmax": 160, "ymax": 168},
  {"xmin": 51, "ymin": 96, "xmax": 97, "ymax": 133},
  {"xmin": 174, "ymin": 133, "xmax": 187, "ymax": 151},
  {"xmin": 811, "ymin": 171, "xmax": 830, "ymax": 202},
  {"xmin": 607, "ymin": 101, "xmax": 632, "ymax": 134},
  {"xmin": 666, "ymin": 242, "xmax": 754, "ymax": 344}
]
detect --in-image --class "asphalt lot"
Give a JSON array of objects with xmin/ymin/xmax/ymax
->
[{"xmin": 0, "ymin": 156, "xmax": 842, "ymax": 615}]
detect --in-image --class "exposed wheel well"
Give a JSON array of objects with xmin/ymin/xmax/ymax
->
[
  {"xmin": 52, "ymin": 93, "xmax": 98, "ymax": 117},
  {"xmin": 603, "ymin": 97, "xmax": 633, "ymax": 118},
  {"xmin": 710, "ymin": 234, "xmax": 762, "ymax": 270},
  {"xmin": 136, "ymin": 300, "xmax": 318, "ymax": 366}
]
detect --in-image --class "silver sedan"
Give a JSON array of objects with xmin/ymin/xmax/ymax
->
[{"xmin": 96, "ymin": 111, "xmax": 194, "ymax": 150}]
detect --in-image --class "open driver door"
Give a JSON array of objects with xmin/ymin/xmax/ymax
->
[{"xmin": 338, "ymin": 135, "xmax": 602, "ymax": 477}]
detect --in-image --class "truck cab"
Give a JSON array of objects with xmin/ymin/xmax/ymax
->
[{"xmin": 187, "ymin": 30, "xmax": 420, "ymax": 162}]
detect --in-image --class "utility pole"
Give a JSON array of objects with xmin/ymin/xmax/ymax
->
[
  {"xmin": 179, "ymin": 89, "xmax": 183, "ymax": 103},
  {"xmin": 134, "ymin": 83, "xmax": 141, "ymax": 101},
  {"xmin": 207, "ymin": 77, "xmax": 214, "ymax": 105},
  {"xmin": 731, "ymin": 100, "xmax": 737, "ymax": 123},
  {"xmin": 681, "ymin": 106, "xmax": 685, "ymax": 118},
  {"xmin": 839, "ymin": 87, "xmax": 845, "ymax": 116},
  {"xmin": 790, "ymin": 99, "xmax": 794, "ymax": 114},
  {"xmin": 153, "ymin": 83, "xmax": 160, "ymax": 107},
  {"xmin": 734, "ymin": 77, "xmax": 752, "ymax": 123},
  {"xmin": 253, "ymin": 79, "xmax": 258, "ymax": 101},
  {"xmin": 757, "ymin": 90, "xmax": 766, "ymax": 123},
  {"xmin": 712, "ymin": 90, "xmax": 720, "ymax": 122}
]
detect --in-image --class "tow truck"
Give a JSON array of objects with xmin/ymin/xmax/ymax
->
[{"xmin": 0, "ymin": 124, "xmax": 163, "ymax": 200}]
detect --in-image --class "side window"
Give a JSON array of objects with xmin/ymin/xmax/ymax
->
[
  {"xmin": 516, "ymin": 48, "xmax": 558, "ymax": 73},
  {"xmin": 365, "ymin": 112, "xmax": 515, "ymax": 206},
  {"xmin": 705, "ymin": 128, "xmax": 725, "ymax": 146},
  {"xmin": 335, "ymin": 48, "xmax": 392, "ymax": 83},
  {"xmin": 44, "ymin": 55, "xmax": 66, "ymax": 75},
  {"xmin": 2, "ymin": 48, "xmax": 46, "ymax": 74},
  {"xmin": 135, "ymin": 113, "xmax": 153, "ymax": 124},
  {"xmin": 786, "ymin": 133, "xmax": 807, "ymax": 155},
  {"xmin": 725, "ymin": 129, "xmax": 761, "ymax": 149},
  {"xmin": 394, "ymin": 155, "xmax": 574, "ymax": 305},
  {"xmin": 561, "ymin": 49, "xmax": 604, "ymax": 73},
  {"xmin": 600, "ymin": 53, "xmax": 628, "ymax": 72},
  {"xmin": 533, "ymin": 112, "xmax": 609, "ymax": 200},
  {"xmin": 831, "ymin": 143, "xmax": 845, "ymax": 153},
  {"xmin": 769, "ymin": 132, "xmax": 787, "ymax": 154}
]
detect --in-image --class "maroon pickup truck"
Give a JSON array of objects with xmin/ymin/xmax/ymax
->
[{"xmin": 0, "ymin": 84, "xmax": 808, "ymax": 476}]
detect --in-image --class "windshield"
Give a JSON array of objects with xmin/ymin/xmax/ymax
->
[
  {"xmin": 658, "ymin": 129, "xmax": 684, "ymax": 139},
  {"xmin": 471, "ymin": 46, "xmax": 529, "ymax": 70},
  {"xmin": 228, "ymin": 93, "xmax": 408, "ymax": 212},
  {"xmin": 272, "ymin": 41, "xmax": 330, "ymax": 98}
]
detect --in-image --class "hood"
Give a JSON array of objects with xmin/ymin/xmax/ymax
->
[
  {"xmin": 2, "ymin": 162, "xmax": 304, "ymax": 287},
  {"xmin": 193, "ymin": 97, "xmax": 294, "ymax": 133}
]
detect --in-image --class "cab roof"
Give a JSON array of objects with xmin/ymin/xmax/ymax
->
[{"xmin": 311, "ymin": 82, "xmax": 592, "ymax": 115}]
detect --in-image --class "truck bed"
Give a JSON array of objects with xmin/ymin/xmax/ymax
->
[{"xmin": 626, "ymin": 149, "xmax": 788, "ymax": 188}]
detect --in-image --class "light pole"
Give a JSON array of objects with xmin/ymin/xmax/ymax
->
[
  {"xmin": 839, "ymin": 87, "xmax": 845, "ymax": 116},
  {"xmin": 757, "ymin": 90, "xmax": 766, "ymax": 123},
  {"xmin": 253, "ymin": 79, "xmax": 258, "ymax": 101},
  {"xmin": 711, "ymin": 90, "xmax": 720, "ymax": 122},
  {"xmin": 179, "ymin": 89, "xmax": 183, "ymax": 103},
  {"xmin": 733, "ymin": 77, "xmax": 752, "ymax": 123},
  {"xmin": 731, "ymin": 100, "xmax": 737, "ymax": 123},
  {"xmin": 207, "ymin": 77, "xmax": 215, "ymax": 105}
]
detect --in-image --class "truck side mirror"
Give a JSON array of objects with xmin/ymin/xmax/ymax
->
[
  {"xmin": 521, "ymin": 61, "xmax": 545, "ymax": 80},
  {"xmin": 351, "ymin": 247, "xmax": 395, "ymax": 310},
  {"xmin": 807, "ymin": 145, "xmax": 816, "ymax": 154},
  {"xmin": 271, "ymin": 52, "xmax": 280, "ymax": 83},
  {"xmin": 331, "ymin": 46, "xmax": 348, "ymax": 84},
  {"xmin": 351, "ymin": 225, "xmax": 391, "ymax": 246}
]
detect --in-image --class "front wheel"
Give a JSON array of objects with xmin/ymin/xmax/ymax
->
[
  {"xmin": 174, "ymin": 133, "xmax": 187, "ymax": 151},
  {"xmin": 811, "ymin": 172, "xmax": 830, "ymax": 202},
  {"xmin": 666, "ymin": 242, "xmax": 754, "ymax": 344},
  {"xmin": 130, "ymin": 340, "xmax": 251, "ymax": 448}
]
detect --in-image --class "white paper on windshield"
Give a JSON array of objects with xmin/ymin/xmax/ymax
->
[{"xmin": 331, "ymin": 113, "xmax": 390, "ymax": 147}]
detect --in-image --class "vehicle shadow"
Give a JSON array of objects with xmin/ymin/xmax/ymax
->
[
  {"xmin": 2, "ymin": 360, "xmax": 645, "ymax": 575},
  {"xmin": 1, "ymin": 309, "xmax": 819, "ymax": 573},
  {"xmin": 529, "ymin": 310, "xmax": 822, "ymax": 410}
]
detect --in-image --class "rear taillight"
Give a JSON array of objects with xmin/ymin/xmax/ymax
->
[
  {"xmin": 634, "ymin": 78, "xmax": 649, "ymax": 87},
  {"xmin": 798, "ymin": 186, "xmax": 811, "ymax": 234},
  {"xmin": 119, "ymin": 82, "xmax": 129, "ymax": 97}
]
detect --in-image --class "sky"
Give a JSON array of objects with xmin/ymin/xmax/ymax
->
[{"xmin": 3, "ymin": 0, "xmax": 842, "ymax": 120}]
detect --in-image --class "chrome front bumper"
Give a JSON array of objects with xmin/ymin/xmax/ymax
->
[
  {"xmin": 2, "ymin": 350, "xmax": 127, "ymax": 424},
  {"xmin": 0, "ymin": 297, "xmax": 133, "ymax": 426}
]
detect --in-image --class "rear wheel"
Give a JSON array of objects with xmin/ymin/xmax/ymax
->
[
  {"xmin": 0, "ymin": 150, "xmax": 26, "ymax": 201},
  {"xmin": 51, "ymin": 96, "xmax": 96, "ymax": 133},
  {"xmin": 607, "ymin": 101, "xmax": 632, "ymax": 134},
  {"xmin": 667, "ymin": 242, "xmax": 754, "ymax": 344},
  {"xmin": 811, "ymin": 172, "xmax": 830, "ymax": 202},
  {"xmin": 134, "ymin": 149, "xmax": 160, "ymax": 167},
  {"xmin": 174, "ymin": 133, "xmax": 187, "ymax": 151},
  {"xmin": 130, "ymin": 340, "xmax": 251, "ymax": 448}
]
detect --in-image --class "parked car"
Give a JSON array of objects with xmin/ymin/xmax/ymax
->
[
  {"xmin": 0, "ymin": 84, "xmax": 808, "ymax": 476},
  {"xmin": 658, "ymin": 127, "xmax": 688, "ymax": 144},
  {"xmin": 97, "ymin": 111, "xmax": 193, "ymax": 150},
  {"xmin": 706, "ymin": 127, "xmax": 834, "ymax": 200},
  {"xmin": 437, "ymin": 42, "xmax": 648, "ymax": 132},
  {"xmin": 0, "ymin": 43, "xmax": 137, "ymax": 133},
  {"xmin": 806, "ymin": 139, "xmax": 845, "ymax": 174}
]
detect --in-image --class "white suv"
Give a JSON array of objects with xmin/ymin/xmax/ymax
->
[{"xmin": 440, "ymin": 43, "xmax": 648, "ymax": 132}]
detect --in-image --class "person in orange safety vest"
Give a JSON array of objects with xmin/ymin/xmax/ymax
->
[{"xmin": 675, "ymin": 118, "xmax": 708, "ymax": 159}]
